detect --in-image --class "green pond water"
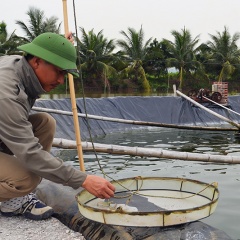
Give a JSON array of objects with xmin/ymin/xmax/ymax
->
[{"xmin": 64, "ymin": 127, "xmax": 240, "ymax": 239}]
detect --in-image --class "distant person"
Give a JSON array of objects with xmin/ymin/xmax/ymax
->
[{"xmin": 0, "ymin": 32, "xmax": 115, "ymax": 220}]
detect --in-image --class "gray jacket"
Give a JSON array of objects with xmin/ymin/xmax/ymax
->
[{"xmin": 0, "ymin": 55, "xmax": 87, "ymax": 189}]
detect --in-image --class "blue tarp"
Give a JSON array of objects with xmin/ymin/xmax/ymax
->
[
  {"xmin": 33, "ymin": 95, "xmax": 240, "ymax": 140},
  {"xmin": 33, "ymin": 96, "xmax": 236, "ymax": 239}
]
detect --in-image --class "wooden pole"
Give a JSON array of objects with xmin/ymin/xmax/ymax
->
[
  {"xmin": 202, "ymin": 96, "xmax": 240, "ymax": 118},
  {"xmin": 32, "ymin": 106, "xmax": 238, "ymax": 132},
  {"xmin": 52, "ymin": 138, "xmax": 240, "ymax": 164},
  {"xmin": 62, "ymin": 0, "xmax": 85, "ymax": 172},
  {"xmin": 176, "ymin": 89, "xmax": 240, "ymax": 129}
]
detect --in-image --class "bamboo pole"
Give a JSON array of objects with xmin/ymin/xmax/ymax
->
[
  {"xmin": 32, "ymin": 106, "xmax": 238, "ymax": 132},
  {"xmin": 176, "ymin": 90, "xmax": 240, "ymax": 129},
  {"xmin": 52, "ymin": 138, "xmax": 240, "ymax": 164},
  {"xmin": 62, "ymin": 0, "xmax": 85, "ymax": 172},
  {"xmin": 202, "ymin": 96, "xmax": 240, "ymax": 118}
]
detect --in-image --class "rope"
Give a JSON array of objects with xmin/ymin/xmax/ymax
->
[
  {"xmin": 72, "ymin": 0, "xmax": 114, "ymax": 180},
  {"xmin": 113, "ymin": 177, "xmax": 218, "ymax": 201},
  {"xmin": 71, "ymin": 0, "xmax": 218, "ymax": 205},
  {"xmin": 76, "ymin": 176, "xmax": 218, "ymax": 209}
]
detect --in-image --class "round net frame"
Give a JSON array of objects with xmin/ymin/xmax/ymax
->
[{"xmin": 76, "ymin": 176, "xmax": 219, "ymax": 227}]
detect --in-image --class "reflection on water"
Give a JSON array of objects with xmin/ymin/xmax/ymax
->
[{"xmin": 64, "ymin": 128, "xmax": 240, "ymax": 239}]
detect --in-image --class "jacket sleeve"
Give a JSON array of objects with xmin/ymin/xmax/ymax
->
[{"xmin": 0, "ymin": 97, "xmax": 87, "ymax": 189}]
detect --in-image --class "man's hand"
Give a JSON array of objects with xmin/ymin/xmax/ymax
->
[
  {"xmin": 82, "ymin": 175, "xmax": 115, "ymax": 199},
  {"xmin": 65, "ymin": 32, "xmax": 74, "ymax": 45}
]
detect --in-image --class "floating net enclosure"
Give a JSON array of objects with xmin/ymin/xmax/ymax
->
[{"xmin": 76, "ymin": 177, "xmax": 219, "ymax": 227}]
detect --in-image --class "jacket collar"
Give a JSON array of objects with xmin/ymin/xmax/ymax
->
[{"xmin": 16, "ymin": 56, "xmax": 46, "ymax": 98}]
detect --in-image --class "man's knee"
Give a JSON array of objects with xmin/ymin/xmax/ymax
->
[
  {"xmin": 41, "ymin": 112, "xmax": 56, "ymax": 130},
  {"xmin": 29, "ymin": 112, "xmax": 56, "ymax": 151},
  {"xmin": 29, "ymin": 112, "xmax": 56, "ymax": 133},
  {"xmin": 22, "ymin": 173, "xmax": 42, "ymax": 192},
  {"xmin": 0, "ymin": 173, "xmax": 41, "ymax": 201},
  {"xmin": 39, "ymin": 112, "xmax": 56, "ymax": 138}
]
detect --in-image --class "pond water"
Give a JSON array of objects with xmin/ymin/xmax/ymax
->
[{"xmin": 65, "ymin": 127, "xmax": 240, "ymax": 239}]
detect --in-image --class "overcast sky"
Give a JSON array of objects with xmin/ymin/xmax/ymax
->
[{"xmin": 2, "ymin": 0, "xmax": 240, "ymax": 45}]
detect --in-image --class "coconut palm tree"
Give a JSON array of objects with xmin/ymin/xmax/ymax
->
[
  {"xmin": 163, "ymin": 27, "xmax": 201, "ymax": 90},
  {"xmin": 78, "ymin": 27, "xmax": 115, "ymax": 63},
  {"xmin": 144, "ymin": 38, "xmax": 166, "ymax": 78},
  {"xmin": 117, "ymin": 26, "xmax": 152, "ymax": 92},
  {"xmin": 206, "ymin": 26, "xmax": 240, "ymax": 82},
  {"xmin": 117, "ymin": 26, "xmax": 152, "ymax": 61},
  {"xmin": 15, "ymin": 7, "xmax": 61, "ymax": 42},
  {"xmin": 77, "ymin": 27, "xmax": 117, "ymax": 93},
  {"xmin": 0, "ymin": 21, "xmax": 9, "ymax": 55},
  {"xmin": 0, "ymin": 21, "xmax": 25, "ymax": 55}
]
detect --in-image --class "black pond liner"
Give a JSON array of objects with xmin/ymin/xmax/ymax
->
[
  {"xmin": 36, "ymin": 179, "xmax": 232, "ymax": 240},
  {"xmin": 33, "ymin": 96, "xmax": 240, "ymax": 141},
  {"xmin": 34, "ymin": 96, "xmax": 238, "ymax": 239}
]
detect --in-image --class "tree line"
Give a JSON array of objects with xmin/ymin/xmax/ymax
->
[{"xmin": 1, "ymin": 7, "xmax": 240, "ymax": 95}]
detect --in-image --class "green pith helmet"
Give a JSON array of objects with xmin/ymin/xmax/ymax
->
[{"xmin": 18, "ymin": 32, "xmax": 79, "ymax": 77}]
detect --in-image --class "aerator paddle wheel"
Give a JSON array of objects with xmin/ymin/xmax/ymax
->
[{"xmin": 187, "ymin": 88, "xmax": 222, "ymax": 103}]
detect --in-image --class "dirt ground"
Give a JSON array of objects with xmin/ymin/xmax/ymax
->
[{"xmin": 0, "ymin": 214, "xmax": 85, "ymax": 240}]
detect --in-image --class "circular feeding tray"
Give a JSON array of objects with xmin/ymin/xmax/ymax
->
[{"xmin": 76, "ymin": 177, "xmax": 219, "ymax": 227}]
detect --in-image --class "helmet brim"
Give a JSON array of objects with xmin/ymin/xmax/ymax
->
[{"xmin": 18, "ymin": 43, "xmax": 79, "ymax": 77}]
